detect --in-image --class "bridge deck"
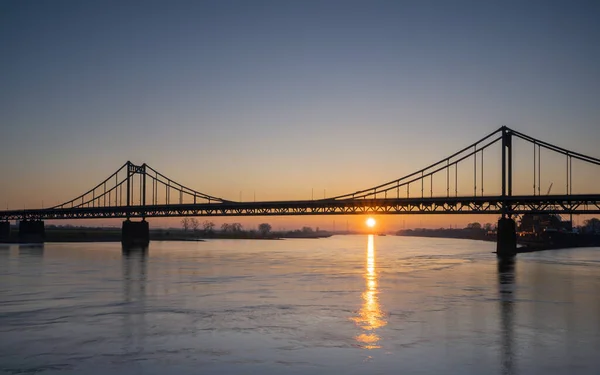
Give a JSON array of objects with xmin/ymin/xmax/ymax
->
[{"xmin": 2, "ymin": 195, "xmax": 600, "ymax": 220}]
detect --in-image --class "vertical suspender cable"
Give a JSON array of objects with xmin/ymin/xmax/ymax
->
[
  {"xmin": 570, "ymin": 156, "xmax": 573, "ymax": 195},
  {"xmin": 473, "ymin": 145, "xmax": 477, "ymax": 197},
  {"xmin": 455, "ymin": 163, "xmax": 458, "ymax": 197},
  {"xmin": 430, "ymin": 174, "xmax": 433, "ymax": 198},
  {"xmin": 447, "ymin": 159, "xmax": 450, "ymax": 197},
  {"xmin": 481, "ymin": 149, "xmax": 484, "ymax": 196},
  {"xmin": 533, "ymin": 142, "xmax": 536, "ymax": 195},
  {"xmin": 538, "ymin": 144, "xmax": 541, "ymax": 196},
  {"xmin": 566, "ymin": 154, "xmax": 569, "ymax": 195}
]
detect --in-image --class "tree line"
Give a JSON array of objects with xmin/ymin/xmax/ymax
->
[{"xmin": 180, "ymin": 218, "xmax": 273, "ymax": 236}]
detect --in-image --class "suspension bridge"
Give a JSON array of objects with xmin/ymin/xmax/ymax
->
[{"xmin": 1, "ymin": 126, "xmax": 599, "ymax": 256}]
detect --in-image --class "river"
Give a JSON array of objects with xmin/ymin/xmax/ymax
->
[{"xmin": 1, "ymin": 236, "xmax": 599, "ymax": 374}]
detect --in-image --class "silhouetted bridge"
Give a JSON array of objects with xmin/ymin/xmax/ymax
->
[{"xmin": 2, "ymin": 126, "xmax": 599, "ymax": 255}]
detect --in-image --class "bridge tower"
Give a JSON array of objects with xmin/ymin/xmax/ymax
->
[
  {"xmin": 497, "ymin": 126, "xmax": 517, "ymax": 257},
  {"xmin": 122, "ymin": 162, "xmax": 150, "ymax": 247}
]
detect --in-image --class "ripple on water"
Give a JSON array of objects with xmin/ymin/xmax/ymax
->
[{"xmin": 1, "ymin": 240, "xmax": 599, "ymax": 374}]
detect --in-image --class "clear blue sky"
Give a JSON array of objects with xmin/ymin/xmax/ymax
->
[{"xmin": 1, "ymin": 0, "xmax": 599, "ymax": 228}]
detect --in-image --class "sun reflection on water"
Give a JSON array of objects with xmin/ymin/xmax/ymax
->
[{"xmin": 351, "ymin": 234, "xmax": 387, "ymax": 349}]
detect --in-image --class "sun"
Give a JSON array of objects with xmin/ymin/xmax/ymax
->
[{"xmin": 366, "ymin": 217, "xmax": 376, "ymax": 228}]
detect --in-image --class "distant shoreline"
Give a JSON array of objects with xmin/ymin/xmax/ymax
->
[
  {"xmin": 0, "ymin": 227, "xmax": 332, "ymax": 243},
  {"xmin": 4, "ymin": 227, "xmax": 598, "ymax": 253}
]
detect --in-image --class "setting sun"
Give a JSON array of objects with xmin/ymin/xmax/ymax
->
[{"xmin": 366, "ymin": 217, "xmax": 376, "ymax": 228}]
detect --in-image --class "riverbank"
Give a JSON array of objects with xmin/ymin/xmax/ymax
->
[
  {"xmin": 396, "ymin": 228, "xmax": 600, "ymax": 253},
  {"xmin": 0, "ymin": 227, "xmax": 333, "ymax": 243},
  {"xmin": 517, "ymin": 232, "xmax": 600, "ymax": 252},
  {"xmin": 397, "ymin": 228, "xmax": 492, "ymax": 242}
]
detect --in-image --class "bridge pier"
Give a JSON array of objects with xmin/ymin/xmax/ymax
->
[
  {"xmin": 496, "ymin": 218, "xmax": 517, "ymax": 258},
  {"xmin": 18, "ymin": 220, "xmax": 45, "ymax": 243},
  {"xmin": 0, "ymin": 221, "xmax": 10, "ymax": 242},
  {"xmin": 121, "ymin": 220, "xmax": 150, "ymax": 247}
]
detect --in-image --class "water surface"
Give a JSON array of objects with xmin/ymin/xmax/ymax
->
[{"xmin": 1, "ymin": 236, "xmax": 599, "ymax": 374}]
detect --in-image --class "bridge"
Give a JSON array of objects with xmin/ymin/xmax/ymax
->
[{"xmin": 2, "ymin": 126, "xmax": 600, "ymax": 256}]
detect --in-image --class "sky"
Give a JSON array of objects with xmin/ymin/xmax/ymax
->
[{"xmin": 1, "ymin": 0, "xmax": 599, "ymax": 230}]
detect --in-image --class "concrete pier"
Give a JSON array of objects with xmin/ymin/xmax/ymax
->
[
  {"xmin": 121, "ymin": 220, "xmax": 150, "ymax": 247},
  {"xmin": 19, "ymin": 220, "xmax": 45, "ymax": 243},
  {"xmin": 496, "ymin": 217, "xmax": 517, "ymax": 258},
  {"xmin": 0, "ymin": 221, "xmax": 10, "ymax": 242}
]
